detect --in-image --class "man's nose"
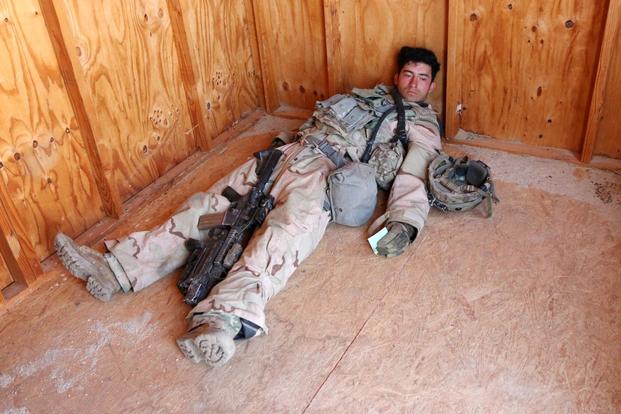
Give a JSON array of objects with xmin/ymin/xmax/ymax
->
[{"xmin": 409, "ymin": 77, "xmax": 418, "ymax": 87}]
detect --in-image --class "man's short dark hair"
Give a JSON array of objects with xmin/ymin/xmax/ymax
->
[{"xmin": 397, "ymin": 46, "xmax": 440, "ymax": 81}]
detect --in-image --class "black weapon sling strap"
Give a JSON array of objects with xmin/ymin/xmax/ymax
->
[
  {"xmin": 360, "ymin": 87, "xmax": 408, "ymax": 163},
  {"xmin": 391, "ymin": 87, "xmax": 408, "ymax": 148}
]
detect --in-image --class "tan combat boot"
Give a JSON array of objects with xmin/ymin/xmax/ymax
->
[
  {"xmin": 176, "ymin": 313, "xmax": 241, "ymax": 367},
  {"xmin": 54, "ymin": 233, "xmax": 121, "ymax": 301}
]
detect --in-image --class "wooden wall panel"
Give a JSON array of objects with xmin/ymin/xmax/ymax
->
[
  {"xmin": 594, "ymin": 8, "xmax": 621, "ymax": 160},
  {"xmin": 0, "ymin": 251, "xmax": 13, "ymax": 290},
  {"xmin": 0, "ymin": 180, "xmax": 41, "ymax": 285},
  {"xmin": 451, "ymin": 0, "xmax": 606, "ymax": 152},
  {"xmin": 335, "ymin": 0, "xmax": 446, "ymax": 116},
  {"xmin": 52, "ymin": 0, "xmax": 195, "ymax": 202},
  {"xmin": 177, "ymin": 0, "xmax": 260, "ymax": 138},
  {"xmin": 0, "ymin": 0, "xmax": 105, "ymax": 259},
  {"xmin": 253, "ymin": 0, "xmax": 329, "ymax": 110}
]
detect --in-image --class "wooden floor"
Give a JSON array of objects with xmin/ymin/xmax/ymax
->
[{"xmin": 1, "ymin": 112, "xmax": 620, "ymax": 413}]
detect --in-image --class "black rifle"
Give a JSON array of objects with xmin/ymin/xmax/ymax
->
[{"xmin": 177, "ymin": 149, "xmax": 283, "ymax": 306}]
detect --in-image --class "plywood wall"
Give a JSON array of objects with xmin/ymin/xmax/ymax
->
[
  {"xmin": 253, "ymin": 0, "xmax": 330, "ymax": 111},
  {"xmin": 253, "ymin": 0, "xmax": 447, "ymax": 115},
  {"xmin": 0, "ymin": 0, "xmax": 106, "ymax": 259},
  {"xmin": 594, "ymin": 9, "xmax": 621, "ymax": 159},
  {"xmin": 335, "ymin": 0, "xmax": 446, "ymax": 115},
  {"xmin": 51, "ymin": 0, "xmax": 196, "ymax": 203},
  {"xmin": 0, "ymin": 251, "xmax": 12, "ymax": 291},
  {"xmin": 447, "ymin": 0, "xmax": 607, "ymax": 153},
  {"xmin": 0, "ymin": 0, "xmax": 261, "ymax": 280},
  {"xmin": 177, "ymin": 0, "xmax": 260, "ymax": 138}
]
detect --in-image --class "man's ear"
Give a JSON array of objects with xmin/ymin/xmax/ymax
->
[
  {"xmin": 429, "ymin": 81, "xmax": 436, "ymax": 93},
  {"xmin": 393, "ymin": 72, "xmax": 399, "ymax": 85}
]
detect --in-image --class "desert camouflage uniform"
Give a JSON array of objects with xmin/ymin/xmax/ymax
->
[{"xmin": 103, "ymin": 85, "xmax": 441, "ymax": 335}]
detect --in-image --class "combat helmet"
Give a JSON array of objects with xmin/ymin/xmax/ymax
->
[{"xmin": 427, "ymin": 152, "xmax": 499, "ymax": 217}]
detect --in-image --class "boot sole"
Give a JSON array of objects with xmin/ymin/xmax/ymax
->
[
  {"xmin": 197, "ymin": 334, "xmax": 230, "ymax": 367},
  {"xmin": 86, "ymin": 277, "xmax": 115, "ymax": 302},
  {"xmin": 176, "ymin": 334, "xmax": 204, "ymax": 364},
  {"xmin": 176, "ymin": 327, "xmax": 235, "ymax": 367},
  {"xmin": 54, "ymin": 234, "xmax": 92, "ymax": 280}
]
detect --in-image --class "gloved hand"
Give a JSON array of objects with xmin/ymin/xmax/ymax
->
[{"xmin": 376, "ymin": 222, "xmax": 417, "ymax": 257}]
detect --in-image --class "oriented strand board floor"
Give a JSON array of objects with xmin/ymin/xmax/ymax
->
[{"xmin": 1, "ymin": 112, "xmax": 620, "ymax": 413}]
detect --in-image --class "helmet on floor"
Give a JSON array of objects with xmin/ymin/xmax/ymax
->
[{"xmin": 427, "ymin": 152, "xmax": 499, "ymax": 217}]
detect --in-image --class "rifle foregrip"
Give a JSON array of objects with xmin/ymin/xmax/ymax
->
[{"xmin": 184, "ymin": 276, "xmax": 221, "ymax": 306}]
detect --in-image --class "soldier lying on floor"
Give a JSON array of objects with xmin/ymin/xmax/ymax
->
[{"xmin": 55, "ymin": 46, "xmax": 442, "ymax": 367}]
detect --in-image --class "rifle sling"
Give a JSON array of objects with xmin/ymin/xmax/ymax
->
[{"xmin": 360, "ymin": 88, "xmax": 408, "ymax": 163}]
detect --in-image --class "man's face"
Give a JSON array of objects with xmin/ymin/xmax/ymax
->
[{"xmin": 394, "ymin": 61, "xmax": 436, "ymax": 103}]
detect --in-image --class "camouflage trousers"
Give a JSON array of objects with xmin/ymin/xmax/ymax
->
[{"xmin": 103, "ymin": 142, "xmax": 333, "ymax": 334}]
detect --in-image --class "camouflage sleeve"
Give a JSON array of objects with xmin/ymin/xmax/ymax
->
[{"xmin": 368, "ymin": 122, "xmax": 441, "ymax": 236}]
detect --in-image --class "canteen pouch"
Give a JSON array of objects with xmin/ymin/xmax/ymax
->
[{"xmin": 327, "ymin": 162, "xmax": 377, "ymax": 227}]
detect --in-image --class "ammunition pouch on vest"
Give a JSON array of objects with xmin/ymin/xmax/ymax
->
[
  {"xmin": 427, "ymin": 153, "xmax": 499, "ymax": 217},
  {"xmin": 367, "ymin": 141, "xmax": 404, "ymax": 190}
]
